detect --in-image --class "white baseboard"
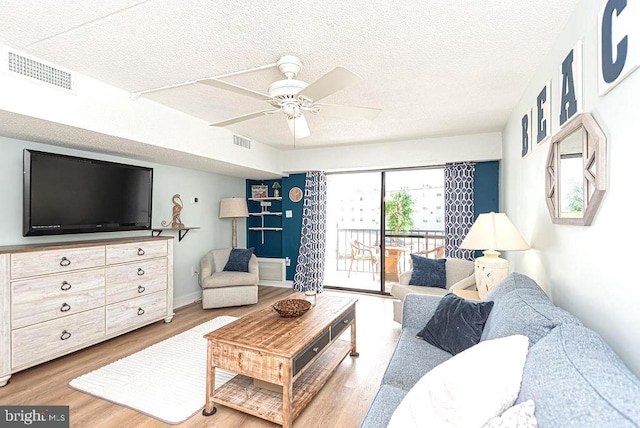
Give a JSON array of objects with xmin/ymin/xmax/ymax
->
[
  {"xmin": 260, "ymin": 280, "xmax": 294, "ymax": 289},
  {"xmin": 173, "ymin": 290, "xmax": 203, "ymax": 309}
]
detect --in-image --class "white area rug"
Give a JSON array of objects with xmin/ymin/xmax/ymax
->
[{"xmin": 69, "ymin": 316, "xmax": 238, "ymax": 424}]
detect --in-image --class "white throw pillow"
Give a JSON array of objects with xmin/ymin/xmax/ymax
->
[
  {"xmin": 482, "ymin": 400, "xmax": 537, "ymax": 428},
  {"xmin": 387, "ymin": 335, "xmax": 529, "ymax": 428}
]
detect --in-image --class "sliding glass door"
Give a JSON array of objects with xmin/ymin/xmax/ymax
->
[{"xmin": 324, "ymin": 167, "xmax": 445, "ymax": 294}]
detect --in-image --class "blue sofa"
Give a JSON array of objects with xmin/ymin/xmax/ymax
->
[{"xmin": 359, "ymin": 273, "xmax": 640, "ymax": 427}]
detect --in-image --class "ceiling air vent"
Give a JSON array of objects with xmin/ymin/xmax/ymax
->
[
  {"xmin": 233, "ymin": 135, "xmax": 251, "ymax": 149},
  {"xmin": 4, "ymin": 48, "xmax": 74, "ymax": 92}
]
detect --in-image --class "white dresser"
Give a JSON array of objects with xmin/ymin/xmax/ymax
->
[{"xmin": 0, "ymin": 236, "xmax": 174, "ymax": 387}]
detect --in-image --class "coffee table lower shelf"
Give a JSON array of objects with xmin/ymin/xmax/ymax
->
[{"xmin": 212, "ymin": 339, "xmax": 352, "ymax": 425}]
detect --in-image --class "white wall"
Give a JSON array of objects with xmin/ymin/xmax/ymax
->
[
  {"xmin": 502, "ymin": 0, "xmax": 640, "ymax": 376},
  {"xmin": 281, "ymin": 132, "xmax": 502, "ymax": 173},
  {"xmin": 0, "ymin": 46, "xmax": 284, "ymax": 178},
  {"xmin": 0, "ymin": 136, "xmax": 247, "ymax": 308}
]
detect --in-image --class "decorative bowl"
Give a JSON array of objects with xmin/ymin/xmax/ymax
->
[{"xmin": 272, "ymin": 298, "xmax": 312, "ymax": 318}]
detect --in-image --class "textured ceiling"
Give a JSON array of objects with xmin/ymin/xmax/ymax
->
[{"xmin": 1, "ymin": 0, "xmax": 579, "ymax": 151}]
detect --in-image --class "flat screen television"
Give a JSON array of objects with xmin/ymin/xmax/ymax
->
[{"xmin": 23, "ymin": 149, "xmax": 153, "ymax": 236}]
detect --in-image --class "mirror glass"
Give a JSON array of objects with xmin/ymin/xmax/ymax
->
[
  {"xmin": 545, "ymin": 113, "xmax": 606, "ymax": 226},
  {"xmin": 559, "ymin": 128, "xmax": 584, "ymax": 218}
]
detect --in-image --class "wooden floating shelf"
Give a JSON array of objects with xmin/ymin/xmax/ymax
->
[
  {"xmin": 212, "ymin": 340, "xmax": 351, "ymax": 425},
  {"xmin": 249, "ymin": 227, "xmax": 283, "ymax": 231},
  {"xmin": 249, "ymin": 212, "xmax": 282, "ymax": 216},
  {"xmin": 151, "ymin": 227, "xmax": 199, "ymax": 242},
  {"xmin": 248, "ymin": 197, "xmax": 282, "ymax": 201}
]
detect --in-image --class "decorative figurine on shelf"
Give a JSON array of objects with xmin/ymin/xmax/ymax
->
[
  {"xmin": 272, "ymin": 182, "xmax": 281, "ymax": 198},
  {"xmin": 161, "ymin": 194, "xmax": 185, "ymax": 229}
]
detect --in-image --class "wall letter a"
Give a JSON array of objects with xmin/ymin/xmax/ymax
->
[{"xmin": 560, "ymin": 50, "xmax": 578, "ymax": 126}]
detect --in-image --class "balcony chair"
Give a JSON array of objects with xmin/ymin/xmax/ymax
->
[
  {"xmin": 348, "ymin": 240, "xmax": 379, "ymax": 279},
  {"xmin": 390, "ymin": 255, "xmax": 475, "ymax": 323},
  {"xmin": 412, "ymin": 245, "xmax": 445, "ymax": 259},
  {"xmin": 199, "ymin": 248, "xmax": 259, "ymax": 309}
]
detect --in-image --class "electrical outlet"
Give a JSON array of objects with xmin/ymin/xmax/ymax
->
[
  {"xmin": 285, "ymin": 257, "xmax": 291, "ymax": 266},
  {"xmin": 191, "ymin": 266, "xmax": 198, "ymax": 276},
  {"xmin": 191, "ymin": 197, "xmax": 199, "ymax": 204}
]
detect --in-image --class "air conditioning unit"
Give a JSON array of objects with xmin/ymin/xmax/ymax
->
[{"xmin": 257, "ymin": 257, "xmax": 288, "ymax": 287}]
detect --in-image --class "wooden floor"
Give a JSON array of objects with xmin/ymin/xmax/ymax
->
[{"xmin": 0, "ymin": 286, "xmax": 400, "ymax": 428}]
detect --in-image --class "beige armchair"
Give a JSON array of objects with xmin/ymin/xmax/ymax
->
[
  {"xmin": 199, "ymin": 248, "xmax": 259, "ymax": 309},
  {"xmin": 390, "ymin": 258, "xmax": 475, "ymax": 323}
]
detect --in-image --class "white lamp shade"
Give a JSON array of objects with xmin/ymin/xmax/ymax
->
[
  {"xmin": 460, "ymin": 212, "xmax": 529, "ymax": 251},
  {"xmin": 219, "ymin": 198, "xmax": 248, "ymax": 218}
]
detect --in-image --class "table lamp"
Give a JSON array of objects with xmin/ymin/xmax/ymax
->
[
  {"xmin": 459, "ymin": 212, "xmax": 529, "ymax": 299},
  {"xmin": 219, "ymin": 198, "xmax": 249, "ymax": 248}
]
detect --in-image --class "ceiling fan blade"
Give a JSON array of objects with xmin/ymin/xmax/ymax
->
[
  {"xmin": 287, "ymin": 114, "xmax": 311, "ymax": 139},
  {"xmin": 209, "ymin": 109, "xmax": 280, "ymax": 127},
  {"xmin": 199, "ymin": 79, "xmax": 277, "ymax": 102},
  {"xmin": 316, "ymin": 103, "xmax": 381, "ymax": 120},
  {"xmin": 296, "ymin": 66, "xmax": 361, "ymax": 102}
]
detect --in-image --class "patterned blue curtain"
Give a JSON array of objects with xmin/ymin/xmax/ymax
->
[
  {"xmin": 294, "ymin": 171, "xmax": 327, "ymax": 293},
  {"xmin": 445, "ymin": 163, "xmax": 475, "ymax": 260}
]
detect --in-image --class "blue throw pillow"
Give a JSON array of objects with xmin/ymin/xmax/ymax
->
[
  {"xmin": 417, "ymin": 293, "xmax": 494, "ymax": 355},
  {"xmin": 409, "ymin": 255, "xmax": 446, "ymax": 288},
  {"xmin": 223, "ymin": 248, "xmax": 254, "ymax": 272}
]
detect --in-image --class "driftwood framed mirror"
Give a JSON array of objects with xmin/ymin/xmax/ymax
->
[{"xmin": 545, "ymin": 113, "xmax": 606, "ymax": 225}]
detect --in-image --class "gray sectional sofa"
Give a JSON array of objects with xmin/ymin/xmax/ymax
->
[{"xmin": 360, "ymin": 273, "xmax": 640, "ymax": 427}]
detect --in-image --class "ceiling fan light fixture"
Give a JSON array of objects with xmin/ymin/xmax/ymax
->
[
  {"xmin": 287, "ymin": 115, "xmax": 311, "ymax": 139},
  {"xmin": 282, "ymin": 102, "xmax": 301, "ymax": 118}
]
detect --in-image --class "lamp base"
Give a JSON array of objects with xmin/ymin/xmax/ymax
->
[
  {"xmin": 231, "ymin": 218, "xmax": 238, "ymax": 249},
  {"xmin": 474, "ymin": 250, "xmax": 509, "ymax": 299}
]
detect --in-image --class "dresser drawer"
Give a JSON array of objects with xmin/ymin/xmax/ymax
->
[
  {"xmin": 106, "ymin": 291, "xmax": 167, "ymax": 335},
  {"xmin": 293, "ymin": 329, "xmax": 330, "ymax": 376},
  {"xmin": 11, "ymin": 246, "xmax": 105, "ymax": 279},
  {"xmin": 331, "ymin": 307, "xmax": 355, "ymax": 340},
  {"xmin": 105, "ymin": 240, "xmax": 167, "ymax": 265},
  {"xmin": 12, "ymin": 307, "xmax": 105, "ymax": 369},
  {"xmin": 12, "ymin": 270, "xmax": 105, "ymax": 329},
  {"xmin": 105, "ymin": 258, "xmax": 167, "ymax": 304}
]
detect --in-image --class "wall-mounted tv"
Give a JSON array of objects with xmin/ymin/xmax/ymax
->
[{"xmin": 23, "ymin": 149, "xmax": 153, "ymax": 236}]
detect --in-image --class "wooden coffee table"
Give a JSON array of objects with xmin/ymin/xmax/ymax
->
[{"xmin": 202, "ymin": 293, "xmax": 358, "ymax": 427}]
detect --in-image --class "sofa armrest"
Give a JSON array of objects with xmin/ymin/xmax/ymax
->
[
  {"xmin": 199, "ymin": 252, "xmax": 214, "ymax": 287},
  {"xmin": 448, "ymin": 275, "xmax": 475, "ymax": 291},
  {"xmin": 402, "ymin": 293, "xmax": 443, "ymax": 330}
]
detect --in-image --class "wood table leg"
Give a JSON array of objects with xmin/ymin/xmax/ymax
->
[
  {"xmin": 350, "ymin": 307, "xmax": 359, "ymax": 357},
  {"xmin": 282, "ymin": 361, "xmax": 293, "ymax": 428},
  {"xmin": 202, "ymin": 342, "xmax": 217, "ymax": 416}
]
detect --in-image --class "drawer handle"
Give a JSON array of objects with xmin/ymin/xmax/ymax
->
[
  {"xmin": 60, "ymin": 303, "xmax": 71, "ymax": 312},
  {"xmin": 137, "ymin": 285, "xmax": 146, "ymax": 293},
  {"xmin": 313, "ymin": 346, "xmax": 319, "ymax": 353},
  {"xmin": 61, "ymin": 281, "xmax": 72, "ymax": 291},
  {"xmin": 60, "ymin": 257, "xmax": 71, "ymax": 267},
  {"xmin": 137, "ymin": 248, "xmax": 145, "ymax": 256},
  {"xmin": 137, "ymin": 307, "xmax": 145, "ymax": 316},
  {"xmin": 60, "ymin": 330, "xmax": 71, "ymax": 340},
  {"xmin": 137, "ymin": 268, "xmax": 145, "ymax": 276},
  {"xmin": 342, "ymin": 319, "xmax": 349, "ymax": 324}
]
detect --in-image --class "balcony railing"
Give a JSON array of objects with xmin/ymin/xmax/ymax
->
[{"xmin": 334, "ymin": 228, "xmax": 446, "ymax": 275}]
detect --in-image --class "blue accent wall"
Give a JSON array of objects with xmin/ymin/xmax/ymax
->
[
  {"xmin": 282, "ymin": 174, "xmax": 306, "ymax": 280},
  {"xmin": 472, "ymin": 160, "xmax": 500, "ymax": 257},
  {"xmin": 246, "ymin": 174, "xmax": 306, "ymax": 281},
  {"xmin": 474, "ymin": 161, "xmax": 499, "ymax": 217},
  {"xmin": 246, "ymin": 179, "xmax": 283, "ymax": 257}
]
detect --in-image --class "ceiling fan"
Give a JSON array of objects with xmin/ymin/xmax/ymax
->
[{"xmin": 198, "ymin": 55, "xmax": 381, "ymax": 139}]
